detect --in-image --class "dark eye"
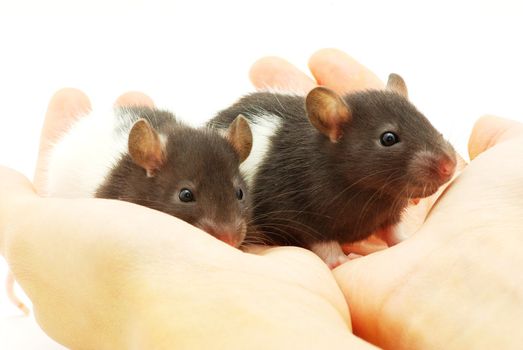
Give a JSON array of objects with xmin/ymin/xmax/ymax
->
[
  {"xmin": 380, "ymin": 132, "xmax": 399, "ymax": 146},
  {"xmin": 179, "ymin": 188, "xmax": 195, "ymax": 202},
  {"xmin": 236, "ymin": 188, "xmax": 244, "ymax": 200}
]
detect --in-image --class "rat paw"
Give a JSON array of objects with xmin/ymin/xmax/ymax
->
[
  {"xmin": 310, "ymin": 241, "xmax": 350, "ymax": 269},
  {"xmin": 325, "ymin": 254, "xmax": 350, "ymax": 269}
]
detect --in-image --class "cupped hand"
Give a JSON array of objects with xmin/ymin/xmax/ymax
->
[
  {"xmin": 1, "ymin": 88, "xmax": 371, "ymax": 349},
  {"xmin": 335, "ymin": 115, "xmax": 523, "ymax": 349},
  {"xmin": 251, "ymin": 48, "xmax": 523, "ymax": 349}
]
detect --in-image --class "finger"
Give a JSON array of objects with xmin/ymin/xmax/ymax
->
[
  {"xmin": 0, "ymin": 166, "xmax": 36, "ymax": 202},
  {"xmin": 114, "ymin": 91, "xmax": 155, "ymax": 108},
  {"xmin": 34, "ymin": 90, "xmax": 155, "ymax": 193},
  {"xmin": 332, "ymin": 250, "xmax": 397, "ymax": 346},
  {"xmin": 34, "ymin": 88, "xmax": 91, "ymax": 192},
  {"xmin": 247, "ymin": 245, "xmax": 352, "ymax": 326},
  {"xmin": 249, "ymin": 56, "xmax": 316, "ymax": 94},
  {"xmin": 308, "ymin": 48, "xmax": 384, "ymax": 94},
  {"xmin": 468, "ymin": 115, "xmax": 523, "ymax": 160}
]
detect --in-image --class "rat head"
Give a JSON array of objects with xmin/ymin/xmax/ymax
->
[
  {"xmin": 126, "ymin": 114, "xmax": 252, "ymax": 247},
  {"xmin": 305, "ymin": 73, "xmax": 457, "ymax": 199}
]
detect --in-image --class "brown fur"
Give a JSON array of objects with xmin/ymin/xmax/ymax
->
[
  {"xmin": 97, "ymin": 107, "xmax": 252, "ymax": 247},
  {"xmin": 209, "ymin": 74, "xmax": 456, "ymax": 249}
]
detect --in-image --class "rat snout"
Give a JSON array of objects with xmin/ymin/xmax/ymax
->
[
  {"xmin": 214, "ymin": 229, "xmax": 244, "ymax": 248},
  {"xmin": 218, "ymin": 234, "xmax": 242, "ymax": 247},
  {"xmin": 408, "ymin": 150, "xmax": 457, "ymax": 198},
  {"xmin": 413, "ymin": 150, "xmax": 457, "ymax": 184},
  {"xmin": 437, "ymin": 156, "xmax": 457, "ymax": 183},
  {"xmin": 198, "ymin": 220, "xmax": 246, "ymax": 248}
]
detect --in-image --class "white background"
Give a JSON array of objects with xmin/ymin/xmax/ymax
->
[{"xmin": 0, "ymin": 0, "xmax": 522, "ymax": 347}]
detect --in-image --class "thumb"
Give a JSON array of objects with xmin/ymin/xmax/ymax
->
[{"xmin": 468, "ymin": 115, "xmax": 523, "ymax": 160}]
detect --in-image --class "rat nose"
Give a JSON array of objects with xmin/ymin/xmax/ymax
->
[
  {"xmin": 215, "ymin": 231, "xmax": 242, "ymax": 247},
  {"xmin": 437, "ymin": 156, "xmax": 456, "ymax": 183},
  {"xmin": 217, "ymin": 234, "xmax": 241, "ymax": 247},
  {"xmin": 200, "ymin": 224, "xmax": 242, "ymax": 248}
]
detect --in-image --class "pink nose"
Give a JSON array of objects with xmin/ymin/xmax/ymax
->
[
  {"xmin": 200, "ymin": 225, "xmax": 241, "ymax": 247},
  {"xmin": 217, "ymin": 234, "xmax": 240, "ymax": 247},
  {"xmin": 437, "ymin": 157, "xmax": 456, "ymax": 182}
]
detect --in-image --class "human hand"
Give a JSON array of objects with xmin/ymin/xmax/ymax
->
[
  {"xmin": 1, "ymin": 89, "xmax": 371, "ymax": 349},
  {"xmin": 332, "ymin": 115, "xmax": 523, "ymax": 349},
  {"xmin": 252, "ymin": 48, "xmax": 523, "ymax": 349},
  {"xmin": 251, "ymin": 50, "xmax": 523, "ymax": 349}
]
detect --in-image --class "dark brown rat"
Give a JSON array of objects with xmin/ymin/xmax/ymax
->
[
  {"xmin": 6, "ymin": 106, "xmax": 253, "ymax": 315},
  {"xmin": 209, "ymin": 74, "xmax": 457, "ymax": 266},
  {"xmin": 46, "ymin": 106, "xmax": 253, "ymax": 247}
]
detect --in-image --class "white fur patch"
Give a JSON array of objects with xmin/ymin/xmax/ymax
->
[
  {"xmin": 44, "ymin": 109, "xmax": 131, "ymax": 198},
  {"xmin": 240, "ymin": 114, "xmax": 282, "ymax": 187}
]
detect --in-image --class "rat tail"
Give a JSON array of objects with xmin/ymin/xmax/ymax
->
[{"xmin": 6, "ymin": 271, "xmax": 30, "ymax": 316}]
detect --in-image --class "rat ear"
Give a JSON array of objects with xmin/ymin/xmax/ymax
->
[
  {"xmin": 128, "ymin": 119, "xmax": 166, "ymax": 177},
  {"xmin": 226, "ymin": 114, "xmax": 252, "ymax": 163},
  {"xmin": 386, "ymin": 73, "xmax": 408, "ymax": 99},
  {"xmin": 306, "ymin": 87, "xmax": 352, "ymax": 143}
]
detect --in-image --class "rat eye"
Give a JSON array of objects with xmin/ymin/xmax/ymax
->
[
  {"xmin": 236, "ymin": 188, "xmax": 244, "ymax": 200},
  {"xmin": 380, "ymin": 132, "xmax": 399, "ymax": 147},
  {"xmin": 179, "ymin": 188, "xmax": 195, "ymax": 202}
]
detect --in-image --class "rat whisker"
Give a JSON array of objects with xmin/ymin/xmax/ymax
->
[
  {"xmin": 351, "ymin": 171, "xmax": 404, "ymax": 237},
  {"xmin": 208, "ymin": 84, "xmax": 457, "ymax": 265}
]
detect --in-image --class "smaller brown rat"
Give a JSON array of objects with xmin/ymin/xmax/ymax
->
[
  {"xmin": 45, "ymin": 106, "xmax": 253, "ymax": 246},
  {"xmin": 209, "ymin": 74, "xmax": 457, "ymax": 267}
]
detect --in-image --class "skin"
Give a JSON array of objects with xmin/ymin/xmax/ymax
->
[{"xmin": 1, "ymin": 48, "xmax": 523, "ymax": 349}]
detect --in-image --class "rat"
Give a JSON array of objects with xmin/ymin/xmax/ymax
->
[
  {"xmin": 208, "ymin": 74, "xmax": 457, "ymax": 268},
  {"xmin": 44, "ymin": 106, "xmax": 253, "ymax": 247},
  {"xmin": 7, "ymin": 106, "xmax": 254, "ymax": 315}
]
